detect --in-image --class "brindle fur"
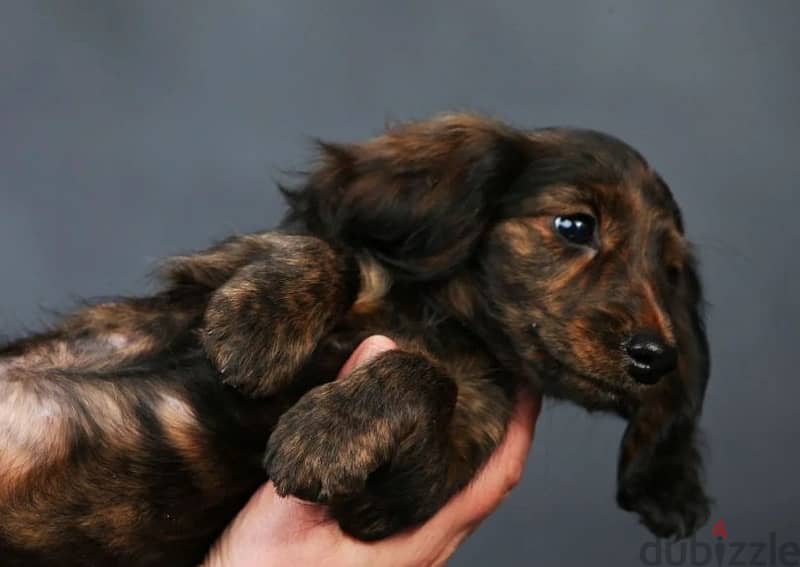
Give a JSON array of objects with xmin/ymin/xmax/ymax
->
[{"xmin": 0, "ymin": 114, "xmax": 710, "ymax": 566}]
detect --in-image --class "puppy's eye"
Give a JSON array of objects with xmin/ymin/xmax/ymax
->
[{"xmin": 553, "ymin": 214, "xmax": 596, "ymax": 246}]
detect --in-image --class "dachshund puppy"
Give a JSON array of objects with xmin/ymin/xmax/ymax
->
[{"xmin": 0, "ymin": 114, "xmax": 710, "ymax": 566}]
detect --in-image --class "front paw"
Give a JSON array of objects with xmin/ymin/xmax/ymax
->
[
  {"xmin": 618, "ymin": 466, "xmax": 710, "ymax": 539},
  {"xmin": 331, "ymin": 490, "xmax": 416, "ymax": 541},
  {"xmin": 263, "ymin": 382, "xmax": 393, "ymax": 502},
  {"xmin": 201, "ymin": 258, "xmax": 343, "ymax": 397},
  {"xmin": 202, "ymin": 288, "xmax": 267, "ymax": 396}
]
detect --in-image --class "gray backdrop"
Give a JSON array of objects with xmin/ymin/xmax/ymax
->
[{"xmin": 1, "ymin": 2, "xmax": 797, "ymax": 566}]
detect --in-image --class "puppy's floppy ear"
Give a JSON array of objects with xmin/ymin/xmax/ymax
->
[
  {"xmin": 617, "ymin": 256, "xmax": 711, "ymax": 539},
  {"xmin": 283, "ymin": 114, "xmax": 532, "ymax": 280}
]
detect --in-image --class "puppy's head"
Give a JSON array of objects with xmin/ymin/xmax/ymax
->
[
  {"xmin": 288, "ymin": 114, "xmax": 710, "ymax": 538},
  {"xmin": 482, "ymin": 128, "xmax": 711, "ymax": 539}
]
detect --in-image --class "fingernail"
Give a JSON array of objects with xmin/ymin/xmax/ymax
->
[
  {"xmin": 337, "ymin": 335, "xmax": 397, "ymax": 380},
  {"xmin": 353, "ymin": 335, "xmax": 397, "ymax": 365}
]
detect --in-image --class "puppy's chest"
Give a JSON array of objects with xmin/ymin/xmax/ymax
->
[{"xmin": 316, "ymin": 301, "xmax": 498, "ymax": 387}]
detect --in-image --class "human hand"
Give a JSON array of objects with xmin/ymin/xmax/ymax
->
[{"xmin": 203, "ymin": 335, "xmax": 541, "ymax": 567}]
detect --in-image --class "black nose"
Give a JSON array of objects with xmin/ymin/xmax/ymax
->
[{"xmin": 624, "ymin": 332, "xmax": 677, "ymax": 385}]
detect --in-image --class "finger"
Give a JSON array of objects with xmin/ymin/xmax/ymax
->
[
  {"xmin": 424, "ymin": 388, "xmax": 541, "ymax": 537},
  {"xmin": 367, "ymin": 389, "xmax": 541, "ymax": 566},
  {"xmin": 336, "ymin": 335, "xmax": 398, "ymax": 379},
  {"xmin": 262, "ymin": 483, "xmax": 342, "ymax": 543},
  {"xmin": 202, "ymin": 483, "xmax": 340, "ymax": 566}
]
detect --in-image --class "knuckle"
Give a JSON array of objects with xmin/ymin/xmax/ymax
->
[{"xmin": 503, "ymin": 459, "xmax": 526, "ymax": 490}]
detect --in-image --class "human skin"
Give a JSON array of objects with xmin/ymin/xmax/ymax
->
[{"xmin": 202, "ymin": 335, "xmax": 541, "ymax": 567}]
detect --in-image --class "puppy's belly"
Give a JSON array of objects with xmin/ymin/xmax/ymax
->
[{"xmin": 0, "ymin": 355, "xmax": 282, "ymax": 567}]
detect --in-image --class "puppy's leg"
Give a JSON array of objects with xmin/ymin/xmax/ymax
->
[
  {"xmin": 264, "ymin": 350, "xmax": 515, "ymax": 540},
  {"xmin": 0, "ymin": 232, "xmax": 294, "ymax": 366},
  {"xmin": 161, "ymin": 231, "xmax": 297, "ymax": 294},
  {"xmin": 200, "ymin": 235, "xmax": 359, "ymax": 397}
]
